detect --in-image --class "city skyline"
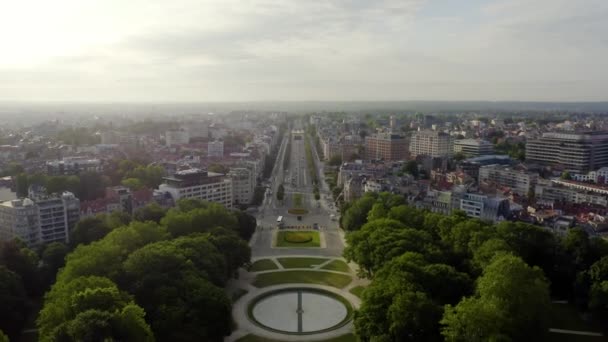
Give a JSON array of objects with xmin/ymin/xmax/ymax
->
[{"xmin": 1, "ymin": 0, "xmax": 607, "ymax": 102}]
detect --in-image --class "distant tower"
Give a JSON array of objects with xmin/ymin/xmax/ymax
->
[{"xmin": 389, "ymin": 115, "xmax": 396, "ymax": 132}]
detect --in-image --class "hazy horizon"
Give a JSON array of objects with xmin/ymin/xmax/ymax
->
[{"xmin": 2, "ymin": 0, "xmax": 607, "ymax": 102}]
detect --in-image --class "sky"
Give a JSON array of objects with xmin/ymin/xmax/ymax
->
[{"xmin": 1, "ymin": 0, "xmax": 607, "ymax": 102}]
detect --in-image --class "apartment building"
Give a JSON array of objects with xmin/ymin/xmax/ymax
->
[
  {"xmin": 365, "ymin": 133, "xmax": 408, "ymax": 161},
  {"xmin": 452, "ymin": 190, "xmax": 510, "ymax": 222},
  {"xmin": 0, "ymin": 190, "xmax": 80, "ymax": 246},
  {"xmin": 228, "ymin": 167, "xmax": 254, "ymax": 205},
  {"xmin": 46, "ymin": 157, "xmax": 101, "ymax": 175},
  {"xmin": 478, "ymin": 164, "xmax": 539, "ymax": 196},
  {"xmin": 535, "ymin": 179, "xmax": 608, "ymax": 206},
  {"xmin": 409, "ymin": 130, "xmax": 453, "ymax": 158},
  {"xmin": 526, "ymin": 131, "xmax": 608, "ymax": 173},
  {"xmin": 158, "ymin": 168, "xmax": 232, "ymax": 208},
  {"xmin": 453, "ymin": 139, "xmax": 494, "ymax": 157},
  {"xmin": 208, "ymin": 140, "xmax": 224, "ymax": 158}
]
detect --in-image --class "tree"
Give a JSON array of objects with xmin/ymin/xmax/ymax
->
[
  {"xmin": 366, "ymin": 202, "xmax": 387, "ymax": 222},
  {"xmin": 0, "ymin": 240, "xmax": 41, "ymax": 296},
  {"xmin": 121, "ymin": 177, "xmax": 145, "ymax": 190},
  {"xmin": 560, "ymin": 171, "xmax": 571, "ymax": 180},
  {"xmin": 38, "ymin": 276, "xmax": 153, "ymax": 342},
  {"xmin": 453, "ymin": 152, "xmax": 467, "ymax": 162},
  {"xmin": 70, "ymin": 216, "xmax": 112, "ymax": 247},
  {"xmin": 234, "ymin": 210, "xmax": 257, "ymax": 241},
  {"xmin": 341, "ymin": 193, "xmax": 377, "ymax": 231},
  {"xmin": 403, "ymin": 160, "xmax": 419, "ymax": 179},
  {"xmin": 41, "ymin": 242, "xmax": 69, "ymax": 284},
  {"xmin": 441, "ymin": 254, "xmax": 551, "ymax": 341},
  {"xmin": 0, "ymin": 266, "xmax": 28, "ymax": 340},
  {"xmin": 328, "ymin": 155, "xmax": 342, "ymax": 166},
  {"xmin": 0, "ymin": 330, "xmax": 8, "ymax": 342},
  {"xmin": 588, "ymin": 256, "xmax": 608, "ymax": 313},
  {"xmin": 276, "ymin": 184, "xmax": 285, "ymax": 201},
  {"xmin": 208, "ymin": 164, "xmax": 228, "ymax": 174},
  {"xmin": 354, "ymin": 253, "xmax": 470, "ymax": 341},
  {"xmin": 123, "ymin": 237, "xmax": 232, "ymax": 341},
  {"xmin": 133, "ymin": 203, "xmax": 166, "ymax": 223}
]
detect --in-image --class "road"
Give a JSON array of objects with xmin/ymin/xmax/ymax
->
[{"xmin": 252, "ymin": 120, "xmax": 344, "ymax": 258}]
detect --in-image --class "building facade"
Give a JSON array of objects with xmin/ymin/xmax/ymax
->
[
  {"xmin": 453, "ymin": 139, "xmax": 494, "ymax": 157},
  {"xmin": 478, "ymin": 164, "xmax": 538, "ymax": 196},
  {"xmin": 165, "ymin": 130, "xmax": 190, "ymax": 147},
  {"xmin": 46, "ymin": 157, "xmax": 101, "ymax": 175},
  {"xmin": 0, "ymin": 191, "xmax": 80, "ymax": 246},
  {"xmin": 526, "ymin": 131, "xmax": 608, "ymax": 173},
  {"xmin": 208, "ymin": 140, "xmax": 224, "ymax": 158},
  {"xmin": 158, "ymin": 168, "xmax": 232, "ymax": 208},
  {"xmin": 228, "ymin": 167, "xmax": 254, "ymax": 205},
  {"xmin": 409, "ymin": 130, "xmax": 454, "ymax": 158},
  {"xmin": 365, "ymin": 133, "xmax": 408, "ymax": 161}
]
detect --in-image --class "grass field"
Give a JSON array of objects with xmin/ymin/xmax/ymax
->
[
  {"xmin": 293, "ymin": 193, "xmax": 304, "ymax": 207},
  {"xmin": 249, "ymin": 259, "xmax": 279, "ymax": 272},
  {"xmin": 276, "ymin": 231, "xmax": 320, "ymax": 247},
  {"xmin": 237, "ymin": 333, "xmax": 357, "ymax": 342},
  {"xmin": 349, "ymin": 285, "xmax": 366, "ymax": 299},
  {"xmin": 277, "ymin": 257, "xmax": 328, "ymax": 269},
  {"xmin": 253, "ymin": 270, "xmax": 352, "ymax": 288},
  {"xmin": 321, "ymin": 260, "xmax": 351, "ymax": 273}
]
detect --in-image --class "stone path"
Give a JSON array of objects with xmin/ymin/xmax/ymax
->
[{"xmin": 549, "ymin": 328, "xmax": 604, "ymax": 337}]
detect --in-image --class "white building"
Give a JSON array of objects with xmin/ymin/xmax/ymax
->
[
  {"xmin": 46, "ymin": 157, "xmax": 101, "ymax": 175},
  {"xmin": 165, "ymin": 130, "xmax": 190, "ymax": 147},
  {"xmin": 208, "ymin": 140, "xmax": 224, "ymax": 158},
  {"xmin": 409, "ymin": 130, "xmax": 454, "ymax": 158},
  {"xmin": 478, "ymin": 164, "xmax": 538, "ymax": 196},
  {"xmin": 0, "ymin": 191, "xmax": 80, "ymax": 246},
  {"xmin": 571, "ymin": 167, "xmax": 608, "ymax": 184},
  {"xmin": 158, "ymin": 169, "xmax": 232, "ymax": 208},
  {"xmin": 228, "ymin": 168, "xmax": 254, "ymax": 205},
  {"xmin": 453, "ymin": 139, "xmax": 494, "ymax": 157},
  {"xmin": 452, "ymin": 191, "xmax": 509, "ymax": 222}
]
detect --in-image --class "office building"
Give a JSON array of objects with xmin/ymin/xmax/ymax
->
[
  {"xmin": 208, "ymin": 140, "xmax": 224, "ymax": 158},
  {"xmin": 526, "ymin": 131, "xmax": 608, "ymax": 173},
  {"xmin": 158, "ymin": 168, "xmax": 232, "ymax": 208},
  {"xmin": 453, "ymin": 139, "xmax": 494, "ymax": 157},
  {"xmin": 365, "ymin": 133, "xmax": 408, "ymax": 161},
  {"xmin": 478, "ymin": 164, "xmax": 539, "ymax": 196},
  {"xmin": 409, "ymin": 130, "xmax": 453, "ymax": 158},
  {"xmin": 0, "ymin": 190, "xmax": 80, "ymax": 246},
  {"xmin": 452, "ymin": 189, "xmax": 509, "ymax": 222},
  {"xmin": 165, "ymin": 130, "xmax": 190, "ymax": 147}
]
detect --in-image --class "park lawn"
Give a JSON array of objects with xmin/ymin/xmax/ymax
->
[
  {"xmin": 253, "ymin": 271, "xmax": 352, "ymax": 288},
  {"xmin": 277, "ymin": 257, "xmax": 328, "ymax": 269},
  {"xmin": 293, "ymin": 193, "xmax": 304, "ymax": 207},
  {"xmin": 349, "ymin": 285, "xmax": 366, "ymax": 299},
  {"xmin": 277, "ymin": 231, "xmax": 320, "ymax": 247},
  {"xmin": 249, "ymin": 259, "xmax": 279, "ymax": 272},
  {"xmin": 237, "ymin": 333, "xmax": 357, "ymax": 342},
  {"xmin": 321, "ymin": 260, "xmax": 351, "ymax": 273}
]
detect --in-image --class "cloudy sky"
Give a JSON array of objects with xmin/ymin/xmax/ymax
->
[{"xmin": 1, "ymin": 0, "xmax": 607, "ymax": 102}]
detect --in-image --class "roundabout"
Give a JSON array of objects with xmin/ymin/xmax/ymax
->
[{"xmin": 248, "ymin": 288, "xmax": 352, "ymax": 334}]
